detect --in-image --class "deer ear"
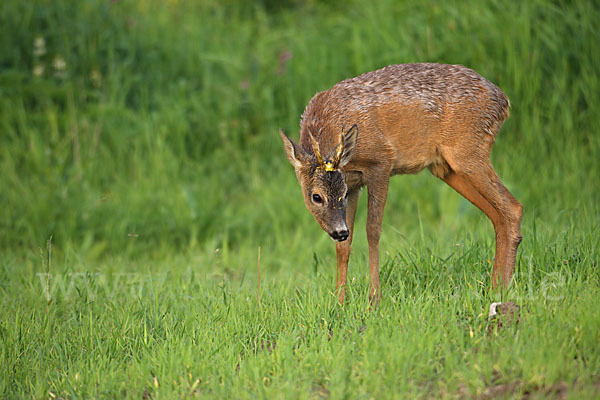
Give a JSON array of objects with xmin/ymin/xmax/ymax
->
[
  {"xmin": 339, "ymin": 124, "xmax": 358, "ymax": 168},
  {"xmin": 280, "ymin": 129, "xmax": 305, "ymax": 169}
]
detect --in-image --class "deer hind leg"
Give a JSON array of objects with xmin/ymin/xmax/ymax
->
[
  {"xmin": 440, "ymin": 164, "xmax": 522, "ymax": 288},
  {"xmin": 336, "ymin": 188, "xmax": 360, "ymax": 305}
]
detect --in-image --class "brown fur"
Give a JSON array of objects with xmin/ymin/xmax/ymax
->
[{"xmin": 280, "ymin": 63, "xmax": 522, "ymax": 305}]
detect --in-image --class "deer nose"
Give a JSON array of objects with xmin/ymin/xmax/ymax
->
[{"xmin": 330, "ymin": 229, "xmax": 349, "ymax": 242}]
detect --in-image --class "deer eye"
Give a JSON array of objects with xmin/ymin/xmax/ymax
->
[
  {"xmin": 344, "ymin": 191, "xmax": 349, "ymax": 199},
  {"xmin": 312, "ymin": 193, "xmax": 323, "ymax": 204}
]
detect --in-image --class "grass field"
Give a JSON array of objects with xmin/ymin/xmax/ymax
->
[{"xmin": 1, "ymin": 0, "xmax": 599, "ymax": 398}]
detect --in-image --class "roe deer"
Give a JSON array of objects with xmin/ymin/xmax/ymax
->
[{"xmin": 280, "ymin": 63, "xmax": 522, "ymax": 305}]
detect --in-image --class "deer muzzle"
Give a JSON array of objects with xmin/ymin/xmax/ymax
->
[{"xmin": 329, "ymin": 226, "xmax": 349, "ymax": 242}]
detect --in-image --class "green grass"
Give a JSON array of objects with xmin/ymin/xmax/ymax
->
[{"xmin": 1, "ymin": 0, "xmax": 599, "ymax": 398}]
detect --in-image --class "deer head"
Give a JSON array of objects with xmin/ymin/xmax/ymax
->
[{"xmin": 280, "ymin": 125, "xmax": 358, "ymax": 241}]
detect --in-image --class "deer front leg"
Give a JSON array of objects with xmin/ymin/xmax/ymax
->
[
  {"xmin": 335, "ymin": 188, "xmax": 360, "ymax": 305},
  {"xmin": 366, "ymin": 175, "xmax": 390, "ymax": 306}
]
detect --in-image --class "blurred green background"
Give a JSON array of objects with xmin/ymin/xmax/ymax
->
[
  {"xmin": 1, "ymin": 0, "xmax": 598, "ymax": 268},
  {"xmin": 2, "ymin": 1, "xmax": 599, "ymax": 398}
]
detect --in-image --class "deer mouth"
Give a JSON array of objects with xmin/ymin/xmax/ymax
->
[{"xmin": 329, "ymin": 229, "xmax": 349, "ymax": 242}]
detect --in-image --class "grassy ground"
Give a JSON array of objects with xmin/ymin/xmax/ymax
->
[{"xmin": 1, "ymin": 0, "xmax": 599, "ymax": 398}]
